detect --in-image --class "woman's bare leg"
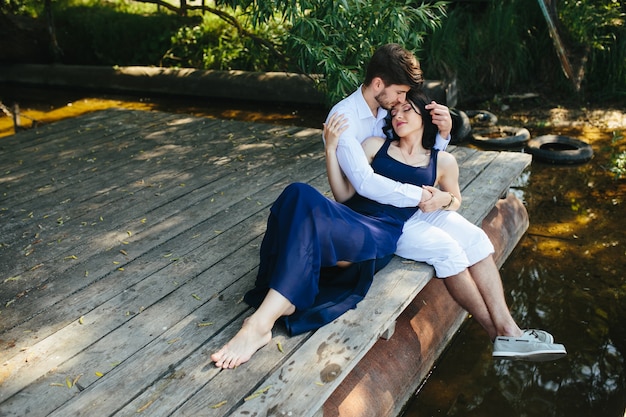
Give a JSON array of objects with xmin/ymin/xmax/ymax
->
[{"xmin": 211, "ymin": 289, "xmax": 295, "ymax": 369}]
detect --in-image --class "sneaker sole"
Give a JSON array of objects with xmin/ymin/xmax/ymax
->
[{"xmin": 493, "ymin": 349, "xmax": 567, "ymax": 362}]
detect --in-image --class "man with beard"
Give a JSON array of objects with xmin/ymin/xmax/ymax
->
[{"xmin": 325, "ymin": 43, "xmax": 452, "ymax": 208}]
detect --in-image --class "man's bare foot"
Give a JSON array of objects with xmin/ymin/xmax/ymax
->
[{"xmin": 211, "ymin": 319, "xmax": 272, "ymax": 369}]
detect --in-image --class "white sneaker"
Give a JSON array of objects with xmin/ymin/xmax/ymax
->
[
  {"xmin": 493, "ymin": 331, "xmax": 566, "ymax": 362},
  {"xmin": 521, "ymin": 329, "xmax": 554, "ymax": 344}
]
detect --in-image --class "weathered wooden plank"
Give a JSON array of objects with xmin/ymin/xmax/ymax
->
[
  {"xmin": 0, "ymin": 109, "xmax": 532, "ymax": 417},
  {"xmin": 0, "ymin": 110, "xmax": 177, "ymax": 207},
  {"xmin": 0, "ymin": 109, "xmax": 132, "ymax": 162},
  {"xmin": 225, "ymin": 152, "xmax": 531, "ymax": 417},
  {"xmin": 1, "ymin": 173, "xmax": 333, "ymax": 416},
  {"xmin": 3, "ymin": 148, "xmax": 323, "ymax": 414},
  {"xmin": 1, "ymin": 112, "xmax": 325, "ymax": 334},
  {"xmin": 459, "ymin": 151, "xmax": 532, "ymax": 223},
  {"xmin": 0, "ymin": 109, "xmax": 313, "ymax": 229},
  {"xmin": 0, "ymin": 112, "xmax": 300, "ymax": 236},
  {"xmin": 0, "ymin": 155, "xmax": 325, "ymax": 357}
]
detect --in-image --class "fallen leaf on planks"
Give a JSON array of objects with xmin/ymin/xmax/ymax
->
[
  {"xmin": 244, "ymin": 385, "xmax": 272, "ymax": 401},
  {"xmin": 211, "ymin": 400, "xmax": 227, "ymax": 409},
  {"xmin": 136, "ymin": 400, "xmax": 153, "ymax": 413},
  {"xmin": 3, "ymin": 275, "xmax": 21, "ymax": 283}
]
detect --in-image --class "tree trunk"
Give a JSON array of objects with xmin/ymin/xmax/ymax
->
[{"xmin": 44, "ymin": 0, "xmax": 63, "ymax": 62}]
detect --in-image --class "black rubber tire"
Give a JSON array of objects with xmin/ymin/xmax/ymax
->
[
  {"xmin": 450, "ymin": 108, "xmax": 471, "ymax": 145},
  {"xmin": 470, "ymin": 126, "xmax": 531, "ymax": 147},
  {"xmin": 524, "ymin": 135, "xmax": 593, "ymax": 165},
  {"xmin": 465, "ymin": 110, "xmax": 498, "ymax": 127}
]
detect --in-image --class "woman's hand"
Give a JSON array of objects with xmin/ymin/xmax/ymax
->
[
  {"xmin": 323, "ymin": 112, "xmax": 349, "ymax": 152},
  {"xmin": 324, "ymin": 112, "xmax": 354, "ymax": 202}
]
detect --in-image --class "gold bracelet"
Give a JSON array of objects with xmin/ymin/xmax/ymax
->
[{"xmin": 441, "ymin": 192, "xmax": 455, "ymax": 210}]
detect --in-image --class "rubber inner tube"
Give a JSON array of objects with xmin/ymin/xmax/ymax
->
[
  {"xmin": 471, "ymin": 126, "xmax": 531, "ymax": 147},
  {"xmin": 465, "ymin": 110, "xmax": 498, "ymax": 127},
  {"xmin": 450, "ymin": 109, "xmax": 471, "ymax": 145},
  {"xmin": 524, "ymin": 135, "xmax": 593, "ymax": 164}
]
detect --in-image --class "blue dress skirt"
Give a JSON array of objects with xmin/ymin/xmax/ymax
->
[
  {"xmin": 245, "ymin": 143, "xmax": 438, "ymax": 335},
  {"xmin": 244, "ymin": 182, "xmax": 414, "ymax": 335}
]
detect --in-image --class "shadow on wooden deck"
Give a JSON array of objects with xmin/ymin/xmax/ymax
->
[
  {"xmin": 0, "ymin": 108, "xmax": 327, "ymax": 416},
  {"xmin": 0, "ymin": 109, "xmax": 530, "ymax": 416}
]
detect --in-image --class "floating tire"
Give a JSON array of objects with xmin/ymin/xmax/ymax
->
[
  {"xmin": 524, "ymin": 135, "xmax": 593, "ymax": 165},
  {"xmin": 471, "ymin": 126, "xmax": 531, "ymax": 147},
  {"xmin": 465, "ymin": 110, "xmax": 498, "ymax": 127},
  {"xmin": 450, "ymin": 108, "xmax": 471, "ymax": 145}
]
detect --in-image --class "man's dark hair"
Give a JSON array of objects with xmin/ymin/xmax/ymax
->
[{"xmin": 364, "ymin": 43, "xmax": 424, "ymax": 89}]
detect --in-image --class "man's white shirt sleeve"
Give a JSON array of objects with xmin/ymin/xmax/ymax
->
[{"xmin": 326, "ymin": 86, "xmax": 451, "ymax": 208}]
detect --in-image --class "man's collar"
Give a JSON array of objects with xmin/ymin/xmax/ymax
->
[{"xmin": 357, "ymin": 85, "xmax": 388, "ymax": 122}]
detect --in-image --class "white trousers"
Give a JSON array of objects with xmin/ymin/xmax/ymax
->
[{"xmin": 395, "ymin": 209, "xmax": 494, "ymax": 278}]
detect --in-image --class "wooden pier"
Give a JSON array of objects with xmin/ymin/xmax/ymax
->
[{"xmin": 0, "ymin": 109, "xmax": 531, "ymax": 416}]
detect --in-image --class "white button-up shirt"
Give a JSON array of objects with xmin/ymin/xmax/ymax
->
[{"xmin": 325, "ymin": 86, "xmax": 450, "ymax": 207}]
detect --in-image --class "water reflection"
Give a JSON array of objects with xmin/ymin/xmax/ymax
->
[{"xmin": 404, "ymin": 128, "xmax": 626, "ymax": 416}]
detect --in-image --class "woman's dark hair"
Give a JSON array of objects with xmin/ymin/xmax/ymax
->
[
  {"xmin": 384, "ymin": 89, "xmax": 438, "ymax": 149},
  {"xmin": 364, "ymin": 43, "xmax": 423, "ymax": 89}
]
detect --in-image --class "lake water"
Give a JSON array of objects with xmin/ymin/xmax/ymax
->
[{"xmin": 402, "ymin": 126, "xmax": 626, "ymax": 417}]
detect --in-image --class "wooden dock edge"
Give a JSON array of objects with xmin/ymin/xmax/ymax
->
[{"xmin": 322, "ymin": 193, "xmax": 530, "ymax": 417}]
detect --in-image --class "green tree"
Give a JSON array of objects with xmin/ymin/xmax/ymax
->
[{"xmin": 214, "ymin": 0, "xmax": 447, "ymax": 105}]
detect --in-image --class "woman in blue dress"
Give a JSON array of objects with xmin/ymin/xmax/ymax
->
[{"xmin": 211, "ymin": 91, "xmax": 458, "ymax": 369}]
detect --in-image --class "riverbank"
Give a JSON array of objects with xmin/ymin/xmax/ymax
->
[
  {"xmin": 0, "ymin": 64, "xmax": 456, "ymax": 137},
  {"xmin": 1, "ymin": 65, "xmax": 624, "ymax": 138}
]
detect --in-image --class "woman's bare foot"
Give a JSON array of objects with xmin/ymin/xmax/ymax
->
[
  {"xmin": 211, "ymin": 318, "xmax": 272, "ymax": 369},
  {"xmin": 211, "ymin": 290, "xmax": 296, "ymax": 369}
]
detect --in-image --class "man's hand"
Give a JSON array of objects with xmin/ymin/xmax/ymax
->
[
  {"xmin": 418, "ymin": 186, "xmax": 433, "ymax": 207},
  {"xmin": 426, "ymin": 101, "xmax": 452, "ymax": 139},
  {"xmin": 418, "ymin": 186, "xmax": 447, "ymax": 212}
]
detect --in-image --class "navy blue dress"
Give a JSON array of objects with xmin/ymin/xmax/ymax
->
[{"xmin": 244, "ymin": 140, "xmax": 439, "ymax": 335}]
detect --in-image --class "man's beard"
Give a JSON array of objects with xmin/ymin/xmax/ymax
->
[{"xmin": 375, "ymin": 92, "xmax": 396, "ymax": 110}]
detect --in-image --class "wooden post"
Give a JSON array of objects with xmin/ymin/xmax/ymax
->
[{"xmin": 12, "ymin": 103, "xmax": 21, "ymax": 132}]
